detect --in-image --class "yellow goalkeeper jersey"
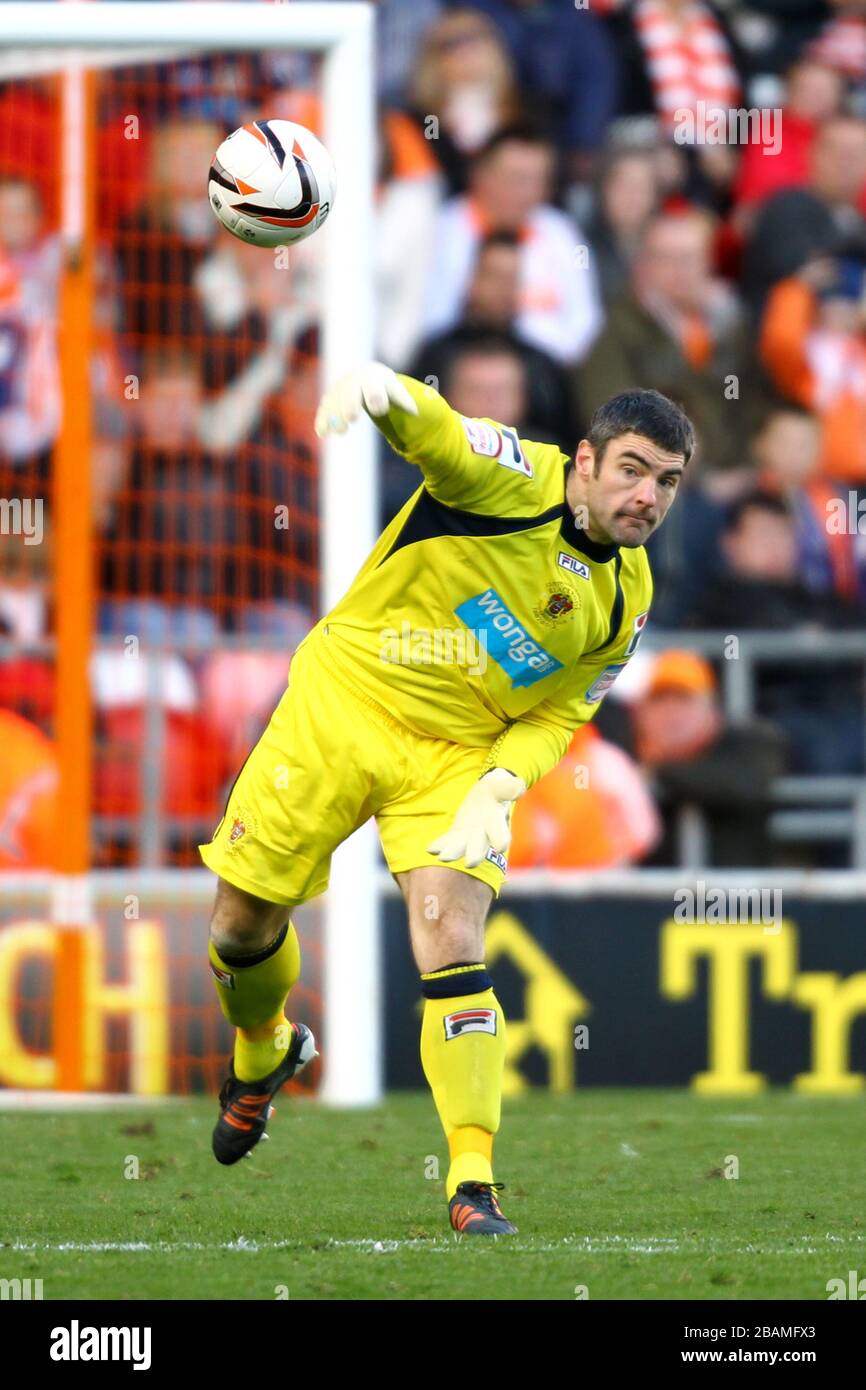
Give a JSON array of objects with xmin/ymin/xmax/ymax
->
[{"xmin": 301, "ymin": 375, "xmax": 653, "ymax": 789}]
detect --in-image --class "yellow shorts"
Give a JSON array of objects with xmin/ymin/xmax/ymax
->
[{"xmin": 198, "ymin": 626, "xmax": 508, "ymax": 905}]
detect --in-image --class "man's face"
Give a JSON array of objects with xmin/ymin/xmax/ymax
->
[
  {"xmin": 466, "ymin": 244, "xmax": 520, "ymax": 326},
  {"xmin": 473, "ymin": 142, "xmax": 553, "ymax": 230},
  {"xmin": 754, "ymin": 412, "xmax": 820, "ymax": 488},
  {"xmin": 0, "ymin": 182, "xmax": 42, "ymax": 255},
  {"xmin": 575, "ymin": 431, "xmax": 685, "ymax": 547},
  {"xmin": 449, "ymin": 351, "xmax": 527, "ymax": 427},
  {"xmin": 811, "ymin": 120, "xmax": 866, "ymax": 205},
  {"xmin": 723, "ymin": 508, "xmax": 797, "ymax": 581},
  {"xmin": 636, "ymin": 215, "xmax": 711, "ymax": 315}
]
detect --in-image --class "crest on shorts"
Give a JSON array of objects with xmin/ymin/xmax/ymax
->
[{"xmin": 226, "ymin": 806, "xmax": 257, "ymax": 851}]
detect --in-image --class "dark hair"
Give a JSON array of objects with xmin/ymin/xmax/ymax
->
[
  {"xmin": 472, "ymin": 121, "xmax": 553, "ymax": 168},
  {"xmin": 445, "ymin": 330, "xmax": 525, "ymax": 391},
  {"xmin": 477, "ymin": 229, "xmax": 521, "ymax": 255},
  {"xmin": 751, "ymin": 399, "xmax": 818, "ymax": 437},
  {"xmin": 724, "ymin": 490, "xmax": 793, "ymax": 534},
  {"xmin": 586, "ymin": 388, "xmax": 695, "ymax": 470}
]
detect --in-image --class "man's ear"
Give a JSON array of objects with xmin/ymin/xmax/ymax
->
[{"xmin": 574, "ymin": 438, "xmax": 595, "ymax": 480}]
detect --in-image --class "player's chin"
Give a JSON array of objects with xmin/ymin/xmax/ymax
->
[{"xmin": 614, "ymin": 517, "xmax": 656, "ymax": 547}]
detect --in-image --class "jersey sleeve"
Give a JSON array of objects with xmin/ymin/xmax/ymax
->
[
  {"xmin": 370, "ymin": 372, "xmax": 544, "ymax": 512},
  {"xmin": 485, "ymin": 601, "xmax": 650, "ymax": 788}
]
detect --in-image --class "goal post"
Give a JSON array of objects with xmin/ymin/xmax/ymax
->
[{"xmin": 0, "ymin": 3, "xmax": 381, "ymax": 1106}]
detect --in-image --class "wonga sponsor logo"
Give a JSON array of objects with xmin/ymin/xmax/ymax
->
[{"xmin": 454, "ymin": 589, "xmax": 563, "ymax": 688}]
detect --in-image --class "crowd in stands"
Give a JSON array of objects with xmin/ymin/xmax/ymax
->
[{"xmin": 2, "ymin": 0, "xmax": 866, "ymax": 870}]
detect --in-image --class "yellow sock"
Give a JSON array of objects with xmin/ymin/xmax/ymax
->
[
  {"xmin": 419, "ymin": 963, "xmax": 505, "ymax": 1200},
  {"xmin": 448, "ymin": 1126, "xmax": 494, "ymax": 1194},
  {"xmin": 234, "ymin": 1012, "xmax": 291, "ymax": 1083},
  {"xmin": 208, "ymin": 920, "xmax": 301, "ymax": 1082}
]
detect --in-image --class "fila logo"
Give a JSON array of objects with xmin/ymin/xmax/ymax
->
[
  {"xmin": 444, "ymin": 1008, "xmax": 498, "ymax": 1041},
  {"xmin": 557, "ymin": 551, "xmax": 590, "ymax": 580},
  {"xmin": 486, "ymin": 847, "xmax": 507, "ymax": 872}
]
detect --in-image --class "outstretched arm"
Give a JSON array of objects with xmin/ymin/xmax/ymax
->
[{"xmin": 315, "ymin": 361, "xmax": 532, "ymax": 508}]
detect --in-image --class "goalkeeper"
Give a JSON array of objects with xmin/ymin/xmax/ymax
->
[{"xmin": 199, "ymin": 363, "xmax": 694, "ymax": 1236}]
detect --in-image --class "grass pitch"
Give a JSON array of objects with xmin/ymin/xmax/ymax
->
[{"xmin": 2, "ymin": 1089, "xmax": 863, "ymax": 1300}]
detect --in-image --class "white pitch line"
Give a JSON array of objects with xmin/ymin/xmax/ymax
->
[{"xmin": 6, "ymin": 1234, "xmax": 866, "ymax": 1256}]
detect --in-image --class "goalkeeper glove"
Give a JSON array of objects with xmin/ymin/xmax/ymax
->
[
  {"xmin": 314, "ymin": 361, "xmax": 418, "ymax": 437},
  {"xmin": 426, "ymin": 768, "xmax": 527, "ymax": 869}
]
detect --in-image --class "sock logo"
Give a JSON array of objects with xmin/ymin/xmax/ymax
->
[
  {"xmin": 209, "ymin": 962, "xmax": 236, "ymax": 989},
  {"xmin": 443, "ymin": 1008, "xmax": 497, "ymax": 1040}
]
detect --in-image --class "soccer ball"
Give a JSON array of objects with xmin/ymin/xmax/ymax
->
[{"xmin": 208, "ymin": 119, "xmax": 336, "ymax": 248}]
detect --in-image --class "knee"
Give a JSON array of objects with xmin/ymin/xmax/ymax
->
[
  {"xmin": 209, "ymin": 879, "xmax": 290, "ymax": 956},
  {"xmin": 427, "ymin": 904, "xmax": 485, "ymax": 964}
]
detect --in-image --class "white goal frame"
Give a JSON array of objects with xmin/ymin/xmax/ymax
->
[{"xmin": 0, "ymin": 3, "xmax": 381, "ymax": 1107}]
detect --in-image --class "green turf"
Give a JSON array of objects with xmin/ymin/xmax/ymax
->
[{"xmin": 1, "ymin": 1090, "xmax": 864, "ymax": 1300}]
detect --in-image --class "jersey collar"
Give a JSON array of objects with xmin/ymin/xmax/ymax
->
[{"xmin": 560, "ymin": 463, "xmax": 620, "ymax": 563}]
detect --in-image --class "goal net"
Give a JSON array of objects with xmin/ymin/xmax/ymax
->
[{"xmin": 0, "ymin": 2, "xmax": 379, "ymax": 1106}]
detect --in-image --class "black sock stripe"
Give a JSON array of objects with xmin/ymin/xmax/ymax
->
[
  {"xmin": 217, "ymin": 921, "xmax": 289, "ymax": 969},
  {"xmin": 421, "ymin": 966, "xmax": 492, "ymax": 1000}
]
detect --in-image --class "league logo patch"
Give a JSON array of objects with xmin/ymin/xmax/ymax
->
[
  {"xmin": 585, "ymin": 662, "xmax": 629, "ymax": 704},
  {"xmin": 460, "ymin": 416, "xmax": 503, "ymax": 458},
  {"xmin": 443, "ymin": 1008, "xmax": 497, "ymax": 1041},
  {"xmin": 625, "ymin": 610, "xmax": 649, "ymax": 657},
  {"xmin": 459, "ymin": 417, "xmax": 532, "ymax": 477}
]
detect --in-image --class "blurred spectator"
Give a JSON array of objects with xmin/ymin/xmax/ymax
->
[
  {"xmin": 508, "ymin": 722, "xmax": 661, "ymax": 868},
  {"xmin": 604, "ymin": 0, "xmax": 743, "ymax": 128},
  {"xmin": 750, "ymin": 404, "xmax": 860, "ymax": 599},
  {"xmin": 376, "ymin": 0, "xmax": 444, "ymax": 107},
  {"xmin": 759, "ymin": 254, "xmax": 866, "ymax": 483},
  {"xmin": 439, "ymin": 332, "xmax": 531, "ymax": 428},
  {"xmin": 422, "ymin": 124, "xmax": 602, "ymax": 362},
  {"xmin": 377, "ymin": 109, "xmax": 444, "ymax": 368},
  {"xmin": 98, "ymin": 346, "xmax": 314, "ymax": 638},
  {"xmin": 0, "ymin": 180, "xmax": 61, "ymax": 489},
  {"xmin": 0, "ymin": 708, "xmax": 58, "ymax": 868},
  {"xmin": 686, "ymin": 491, "xmax": 866, "ymax": 774},
  {"xmin": 631, "ymin": 648, "xmax": 784, "ymax": 866},
  {"xmin": 193, "ymin": 233, "xmax": 318, "ymax": 454},
  {"xmin": 577, "ymin": 208, "xmax": 753, "ymax": 470},
  {"xmin": 406, "ymin": 9, "xmax": 524, "ymax": 195},
  {"xmin": 0, "ymin": 499, "xmax": 50, "ymax": 645},
  {"xmin": 383, "ymin": 330, "xmax": 551, "ymax": 519},
  {"xmin": 117, "ymin": 118, "xmax": 221, "ymax": 344},
  {"xmin": 585, "ymin": 147, "xmax": 660, "ymax": 306},
  {"xmin": 449, "ymin": 0, "xmax": 621, "ymax": 176},
  {"xmin": 731, "ymin": 56, "xmax": 845, "ymax": 231},
  {"xmin": 744, "ymin": 115, "xmax": 866, "ymax": 314},
  {"xmin": 411, "ymin": 232, "xmax": 573, "ymax": 443},
  {"xmin": 603, "ymin": 0, "xmax": 747, "ymax": 208},
  {"xmin": 808, "ymin": 0, "xmax": 866, "ymax": 83},
  {"xmin": 740, "ymin": 1, "xmax": 833, "ymax": 76}
]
